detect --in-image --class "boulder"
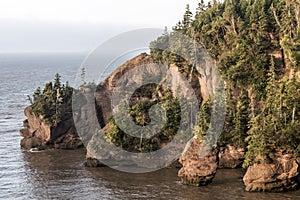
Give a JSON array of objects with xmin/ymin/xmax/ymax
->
[
  {"xmin": 85, "ymin": 155, "xmax": 106, "ymax": 168},
  {"xmin": 218, "ymin": 145, "xmax": 245, "ymax": 169},
  {"xmin": 54, "ymin": 133, "xmax": 83, "ymax": 150},
  {"xmin": 178, "ymin": 138, "xmax": 218, "ymax": 186},
  {"xmin": 243, "ymin": 154, "xmax": 299, "ymax": 192}
]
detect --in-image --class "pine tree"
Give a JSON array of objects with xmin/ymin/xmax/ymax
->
[
  {"xmin": 183, "ymin": 4, "xmax": 193, "ymax": 31},
  {"xmin": 196, "ymin": 0, "xmax": 206, "ymax": 15},
  {"xmin": 81, "ymin": 67, "xmax": 86, "ymax": 86},
  {"xmin": 33, "ymin": 87, "xmax": 42, "ymax": 103},
  {"xmin": 64, "ymin": 81, "xmax": 73, "ymax": 102},
  {"xmin": 243, "ymin": 114, "xmax": 273, "ymax": 167},
  {"xmin": 244, "ymin": 59, "xmax": 279, "ymax": 167},
  {"xmin": 230, "ymin": 90, "xmax": 250, "ymax": 148},
  {"xmin": 54, "ymin": 73, "xmax": 61, "ymax": 91},
  {"xmin": 223, "ymin": 0, "xmax": 239, "ymax": 35},
  {"xmin": 194, "ymin": 99, "xmax": 211, "ymax": 140}
]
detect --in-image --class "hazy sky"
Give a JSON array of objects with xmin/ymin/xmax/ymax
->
[{"xmin": 0, "ymin": 0, "xmax": 200, "ymax": 53}]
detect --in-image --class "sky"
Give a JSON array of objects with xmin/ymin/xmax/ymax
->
[{"xmin": 0, "ymin": 0, "xmax": 200, "ymax": 53}]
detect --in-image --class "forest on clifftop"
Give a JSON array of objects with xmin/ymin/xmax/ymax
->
[{"xmin": 150, "ymin": 0, "xmax": 300, "ymax": 167}]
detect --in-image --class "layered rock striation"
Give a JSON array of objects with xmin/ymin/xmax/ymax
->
[
  {"xmin": 20, "ymin": 106, "xmax": 83, "ymax": 150},
  {"xmin": 84, "ymin": 53, "xmax": 204, "ymax": 168},
  {"xmin": 243, "ymin": 153, "xmax": 299, "ymax": 192}
]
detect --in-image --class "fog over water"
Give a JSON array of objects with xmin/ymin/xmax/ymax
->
[{"xmin": 0, "ymin": 0, "xmax": 197, "ymax": 53}]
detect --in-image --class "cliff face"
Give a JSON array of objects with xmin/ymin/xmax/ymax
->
[
  {"xmin": 94, "ymin": 53, "xmax": 160, "ymax": 127},
  {"xmin": 84, "ymin": 53, "xmax": 205, "ymax": 167},
  {"xmin": 20, "ymin": 52, "xmax": 299, "ymax": 192},
  {"xmin": 86, "ymin": 53, "xmax": 300, "ymax": 191},
  {"xmin": 20, "ymin": 106, "xmax": 83, "ymax": 150},
  {"xmin": 94, "ymin": 53, "xmax": 204, "ymax": 127}
]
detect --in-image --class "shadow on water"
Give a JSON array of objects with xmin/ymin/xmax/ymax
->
[{"xmin": 21, "ymin": 149, "xmax": 300, "ymax": 200}]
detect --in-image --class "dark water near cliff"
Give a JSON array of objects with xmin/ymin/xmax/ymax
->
[{"xmin": 0, "ymin": 53, "xmax": 299, "ymax": 199}]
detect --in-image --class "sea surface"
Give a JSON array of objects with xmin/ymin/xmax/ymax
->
[{"xmin": 0, "ymin": 53, "xmax": 299, "ymax": 199}]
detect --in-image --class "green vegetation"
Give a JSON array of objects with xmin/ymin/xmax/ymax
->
[
  {"xmin": 28, "ymin": 73, "xmax": 73, "ymax": 125},
  {"xmin": 150, "ymin": 0, "xmax": 300, "ymax": 167},
  {"xmin": 194, "ymin": 98, "xmax": 211, "ymax": 140},
  {"xmin": 29, "ymin": 1, "xmax": 300, "ymax": 167},
  {"xmin": 104, "ymin": 84, "xmax": 181, "ymax": 153}
]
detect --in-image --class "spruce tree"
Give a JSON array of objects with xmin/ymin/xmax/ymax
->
[
  {"xmin": 231, "ymin": 90, "xmax": 250, "ymax": 148},
  {"xmin": 183, "ymin": 4, "xmax": 193, "ymax": 31},
  {"xmin": 54, "ymin": 73, "xmax": 61, "ymax": 91},
  {"xmin": 194, "ymin": 99, "xmax": 211, "ymax": 140}
]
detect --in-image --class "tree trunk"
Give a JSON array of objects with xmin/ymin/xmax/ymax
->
[
  {"xmin": 292, "ymin": 106, "xmax": 296, "ymax": 124},
  {"xmin": 231, "ymin": 16, "xmax": 237, "ymax": 35}
]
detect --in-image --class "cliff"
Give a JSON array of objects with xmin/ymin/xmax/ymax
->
[
  {"xmin": 19, "ymin": 0, "xmax": 300, "ymax": 193},
  {"xmin": 20, "ymin": 73, "xmax": 84, "ymax": 150},
  {"xmin": 20, "ymin": 104, "xmax": 82, "ymax": 150},
  {"xmin": 82, "ymin": 53, "xmax": 248, "ymax": 183},
  {"xmin": 94, "ymin": 53, "xmax": 166, "ymax": 126},
  {"xmin": 20, "ymin": 52, "xmax": 299, "ymax": 192},
  {"xmin": 84, "ymin": 53, "xmax": 204, "ymax": 167}
]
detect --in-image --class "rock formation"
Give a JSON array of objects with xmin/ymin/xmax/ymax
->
[
  {"xmin": 243, "ymin": 153, "xmax": 299, "ymax": 192},
  {"xmin": 84, "ymin": 53, "xmax": 203, "ymax": 168},
  {"xmin": 19, "ymin": 52, "xmax": 299, "ymax": 193},
  {"xmin": 20, "ymin": 106, "xmax": 83, "ymax": 150},
  {"xmin": 178, "ymin": 138, "xmax": 218, "ymax": 186},
  {"xmin": 218, "ymin": 145, "xmax": 245, "ymax": 169},
  {"xmin": 94, "ymin": 53, "xmax": 203, "ymax": 126},
  {"xmin": 94, "ymin": 53, "xmax": 162, "ymax": 126}
]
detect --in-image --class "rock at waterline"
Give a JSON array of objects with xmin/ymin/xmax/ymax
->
[
  {"xmin": 20, "ymin": 106, "xmax": 83, "ymax": 150},
  {"xmin": 218, "ymin": 145, "xmax": 245, "ymax": 169},
  {"xmin": 243, "ymin": 153, "xmax": 299, "ymax": 192},
  {"xmin": 178, "ymin": 138, "xmax": 218, "ymax": 186}
]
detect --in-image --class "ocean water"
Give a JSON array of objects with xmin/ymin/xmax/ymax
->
[{"xmin": 0, "ymin": 53, "xmax": 299, "ymax": 199}]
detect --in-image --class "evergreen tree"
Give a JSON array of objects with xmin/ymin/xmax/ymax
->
[
  {"xmin": 183, "ymin": 4, "xmax": 193, "ymax": 31},
  {"xmin": 196, "ymin": 0, "xmax": 206, "ymax": 15},
  {"xmin": 81, "ymin": 67, "xmax": 86, "ymax": 86},
  {"xmin": 194, "ymin": 99, "xmax": 211, "ymax": 140},
  {"xmin": 243, "ymin": 114, "xmax": 273, "ymax": 167},
  {"xmin": 33, "ymin": 87, "xmax": 42, "ymax": 103},
  {"xmin": 54, "ymin": 73, "xmax": 61, "ymax": 91},
  {"xmin": 230, "ymin": 90, "xmax": 250, "ymax": 148},
  {"xmin": 29, "ymin": 74, "xmax": 75, "ymax": 125},
  {"xmin": 148, "ymin": 0, "xmax": 300, "ymax": 166}
]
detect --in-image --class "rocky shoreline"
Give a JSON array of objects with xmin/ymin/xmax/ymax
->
[
  {"xmin": 243, "ymin": 154, "xmax": 299, "ymax": 192},
  {"xmin": 20, "ymin": 110, "xmax": 299, "ymax": 192},
  {"xmin": 20, "ymin": 54, "xmax": 299, "ymax": 193},
  {"xmin": 20, "ymin": 106, "xmax": 83, "ymax": 150}
]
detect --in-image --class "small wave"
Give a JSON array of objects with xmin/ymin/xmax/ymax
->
[
  {"xmin": 8, "ymin": 105, "xmax": 17, "ymax": 108},
  {"xmin": 28, "ymin": 148, "xmax": 53, "ymax": 153},
  {"xmin": 0, "ymin": 112, "xmax": 13, "ymax": 116},
  {"xmin": 7, "ymin": 129, "xmax": 20, "ymax": 133},
  {"xmin": 29, "ymin": 148, "xmax": 41, "ymax": 153},
  {"xmin": 0, "ymin": 129, "xmax": 20, "ymax": 134},
  {"xmin": 16, "ymin": 104, "xmax": 27, "ymax": 108}
]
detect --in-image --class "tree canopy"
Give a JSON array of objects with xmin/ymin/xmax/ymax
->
[{"xmin": 150, "ymin": 0, "xmax": 300, "ymax": 166}]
